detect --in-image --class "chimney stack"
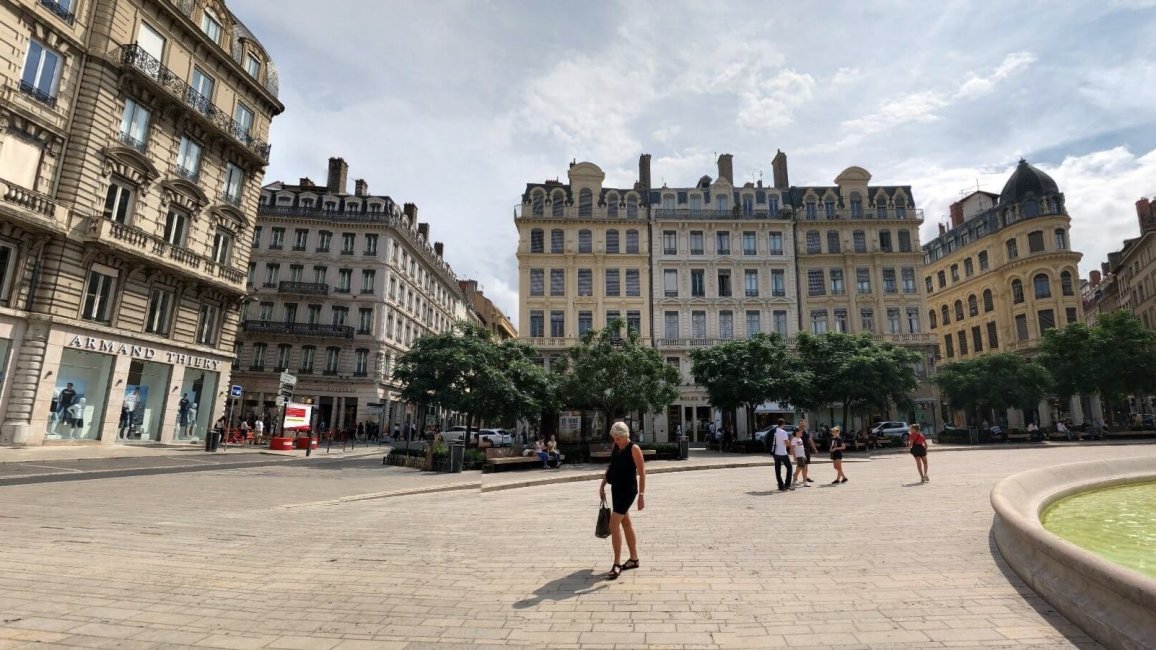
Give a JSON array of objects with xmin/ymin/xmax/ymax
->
[
  {"xmin": 299, "ymin": 177, "xmax": 314, "ymax": 187},
  {"xmin": 717, "ymin": 153, "xmax": 734, "ymax": 184},
  {"xmin": 1137, "ymin": 197, "xmax": 1156, "ymax": 233},
  {"xmin": 418, "ymin": 222, "xmax": 430, "ymax": 240},
  {"xmin": 354, "ymin": 179, "xmax": 368, "ymax": 197},
  {"xmin": 771, "ymin": 150, "xmax": 789, "ymax": 190},
  {"xmin": 434, "ymin": 242, "xmax": 444, "ymax": 258},
  {"xmin": 949, "ymin": 200, "xmax": 964, "ymax": 228},
  {"xmin": 1090, "ymin": 270, "xmax": 1102, "ymax": 286},
  {"xmin": 1101, "ymin": 261, "xmax": 1110, "ymax": 277},
  {"xmin": 938, "ymin": 223, "xmax": 946, "ymax": 236},
  {"xmin": 403, "ymin": 202, "xmax": 418, "ymax": 224},
  {"xmin": 327, "ymin": 157, "xmax": 348, "ymax": 194},
  {"xmin": 638, "ymin": 154, "xmax": 652, "ymax": 191}
]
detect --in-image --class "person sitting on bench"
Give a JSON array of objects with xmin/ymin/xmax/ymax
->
[
  {"xmin": 547, "ymin": 435, "xmax": 562, "ymax": 468},
  {"xmin": 534, "ymin": 438, "xmax": 550, "ymax": 468}
]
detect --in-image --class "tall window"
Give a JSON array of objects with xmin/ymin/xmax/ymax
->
[
  {"xmin": 1055, "ymin": 228, "xmax": 1067, "ymax": 250},
  {"xmin": 607, "ymin": 195, "xmax": 618, "ymax": 218},
  {"xmin": 968, "ymin": 294, "xmax": 978, "ymax": 316},
  {"xmin": 354, "ymin": 349, "xmax": 369, "ymax": 376},
  {"xmin": 549, "ymin": 269, "xmax": 564, "ymax": 296},
  {"xmin": 21, "ymin": 40, "xmax": 61, "ymax": 103},
  {"xmin": 626, "ymin": 229, "xmax": 640, "ymax": 254},
  {"xmin": 578, "ymin": 229, "xmax": 592, "ymax": 253},
  {"xmin": 578, "ymin": 311, "xmax": 593, "ymax": 336},
  {"xmin": 1012, "ymin": 279, "xmax": 1024, "ymax": 304},
  {"xmin": 1033, "ymin": 273, "xmax": 1051, "ymax": 299},
  {"xmin": 119, "ymin": 98, "xmax": 151, "ymax": 149},
  {"xmin": 663, "ymin": 269, "xmax": 677, "ymax": 297},
  {"xmin": 196, "ymin": 303, "xmax": 219, "ymax": 345},
  {"xmin": 245, "ymin": 53, "xmax": 260, "ymax": 77},
  {"xmin": 826, "ymin": 231, "xmax": 840, "ymax": 253},
  {"xmin": 529, "ymin": 269, "xmax": 543, "ymax": 296},
  {"xmin": 341, "ymin": 233, "xmax": 355, "ymax": 254},
  {"xmin": 663, "ymin": 231, "xmax": 677, "ymax": 255},
  {"xmin": 190, "ymin": 67, "xmax": 215, "ymax": 105},
  {"xmin": 358, "ymin": 308, "xmax": 373, "ymax": 334},
  {"xmin": 983, "ymin": 289, "xmax": 994, "ymax": 312},
  {"xmin": 625, "ymin": 269, "xmax": 640, "ymax": 296},
  {"xmin": 200, "ymin": 8, "xmax": 222, "ymax": 41},
  {"xmin": 689, "ymin": 231, "xmax": 704, "ymax": 255},
  {"xmin": 331, "ymin": 306, "xmax": 348, "ymax": 327},
  {"xmin": 964, "ymin": 258, "xmax": 974, "ymax": 277},
  {"xmin": 805, "ymin": 201, "xmax": 817, "ymax": 219},
  {"xmin": 691, "ymin": 270, "xmax": 705, "ymax": 297},
  {"xmin": 212, "ymin": 230, "xmax": 232, "ymax": 265},
  {"xmin": 744, "ymin": 269, "xmax": 758, "ymax": 297},
  {"xmin": 664, "ymin": 311, "xmax": 680, "ymax": 339},
  {"xmin": 849, "ymin": 193, "xmax": 862, "ymax": 218},
  {"xmin": 716, "ymin": 231, "xmax": 731, "ymax": 255},
  {"xmin": 957, "ymin": 329, "xmax": 968, "ymax": 356},
  {"xmin": 293, "ymin": 229, "xmax": 309, "ymax": 251},
  {"xmin": 579, "ymin": 269, "xmax": 593, "ymax": 296},
  {"xmin": 176, "ymin": 136, "xmax": 202, "ymax": 178},
  {"xmin": 951, "ymin": 264, "xmax": 960, "ymax": 282},
  {"xmin": 276, "ymin": 345, "xmax": 292, "ymax": 371},
  {"xmin": 1038, "ymin": 309, "xmax": 1056, "ymax": 333},
  {"xmin": 941, "ymin": 305, "xmax": 950, "ymax": 326},
  {"xmin": 954, "ymin": 300, "xmax": 964, "ymax": 321},
  {"xmin": 810, "ymin": 310, "xmax": 828, "ymax": 334},
  {"xmin": 978, "ymin": 251, "xmax": 989, "ymax": 270},
  {"xmin": 549, "ymin": 310, "xmax": 564, "ymax": 337},
  {"xmin": 853, "ymin": 230, "xmax": 866, "ymax": 253},
  {"xmin": 163, "ymin": 210, "xmax": 188, "ymax": 246},
  {"xmin": 605, "ymin": 269, "xmax": 620, "ymax": 296},
  {"xmin": 1027, "ymin": 231, "xmax": 1045, "ymax": 253},
  {"xmin": 882, "ymin": 268, "xmax": 897, "ymax": 293},
  {"xmin": 768, "ymin": 232, "xmax": 783, "ymax": 255},
  {"xmin": 691, "ymin": 311, "xmax": 706, "ymax": 338},
  {"xmin": 529, "ymin": 310, "xmax": 544, "ymax": 337},
  {"xmin": 944, "ymin": 333, "xmax": 954, "ymax": 359},
  {"xmin": 365, "ymin": 234, "xmax": 378, "ymax": 255},
  {"xmin": 250, "ymin": 344, "xmax": 267, "ymax": 370},
  {"xmin": 807, "ymin": 270, "xmax": 825, "ymax": 296},
  {"xmin": 898, "ymin": 230, "xmax": 912, "ymax": 252},
  {"xmin": 887, "ymin": 308, "xmax": 901, "ymax": 334},
  {"xmin": 988, "ymin": 322, "xmax": 1000, "ymax": 349},
  {"xmin": 103, "ymin": 179, "xmax": 133, "ymax": 223},
  {"xmin": 746, "ymin": 311, "xmax": 760, "ymax": 336},
  {"xmin": 824, "ymin": 200, "xmax": 835, "ymax": 219},
  {"xmin": 551, "ymin": 192, "xmax": 564, "ymax": 217},
  {"xmin": 901, "ymin": 268, "xmax": 916, "ymax": 293},
  {"xmin": 144, "ymin": 287, "xmax": 172, "ymax": 334},
  {"xmin": 550, "ymin": 229, "xmax": 564, "ymax": 253},
  {"xmin": 830, "ymin": 269, "xmax": 844, "ymax": 295},
  {"xmin": 1006, "ymin": 238, "xmax": 1019, "ymax": 260},
  {"xmin": 929, "ymin": 309, "xmax": 937, "ymax": 329},
  {"xmin": 318, "ymin": 231, "xmax": 332, "ymax": 251},
  {"xmin": 879, "ymin": 230, "xmax": 892, "ymax": 252},
  {"xmin": 530, "ymin": 229, "xmax": 544, "ymax": 253},
  {"xmin": 860, "ymin": 308, "xmax": 874, "ymax": 332},
  {"xmin": 325, "ymin": 347, "xmax": 340, "ymax": 374},
  {"xmin": 606, "ymin": 230, "xmax": 619, "ymax": 254},
  {"xmin": 222, "ymin": 163, "xmax": 244, "ymax": 204},
  {"xmin": 578, "ymin": 188, "xmax": 592, "ymax": 217},
  {"xmin": 1061, "ymin": 271, "xmax": 1074, "ymax": 296},
  {"xmin": 361, "ymin": 269, "xmax": 376, "ymax": 293},
  {"xmin": 337, "ymin": 269, "xmax": 352, "ymax": 292},
  {"xmin": 972, "ymin": 326, "xmax": 983, "ymax": 353},
  {"xmin": 743, "ymin": 231, "xmax": 756, "ymax": 255},
  {"xmin": 771, "ymin": 269, "xmax": 785, "ymax": 296},
  {"xmin": 856, "ymin": 268, "xmax": 871, "ymax": 294},
  {"xmin": 719, "ymin": 311, "xmax": 734, "ymax": 339},
  {"xmin": 806, "ymin": 231, "xmax": 820, "ymax": 254},
  {"xmin": 833, "ymin": 309, "xmax": 848, "ymax": 333},
  {"xmin": 717, "ymin": 269, "xmax": 732, "ymax": 297},
  {"xmin": 774, "ymin": 310, "xmax": 788, "ymax": 335}
]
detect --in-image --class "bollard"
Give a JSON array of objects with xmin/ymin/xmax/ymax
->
[{"xmin": 305, "ymin": 436, "xmax": 312, "ymax": 456}]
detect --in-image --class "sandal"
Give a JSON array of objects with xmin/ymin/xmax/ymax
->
[
  {"xmin": 605, "ymin": 564, "xmax": 622, "ymax": 580},
  {"xmin": 621, "ymin": 558, "xmax": 640, "ymax": 571}
]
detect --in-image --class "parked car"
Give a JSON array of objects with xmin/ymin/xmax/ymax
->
[
  {"xmin": 472, "ymin": 428, "xmax": 512, "ymax": 447},
  {"xmin": 871, "ymin": 421, "xmax": 911, "ymax": 444},
  {"xmin": 439, "ymin": 426, "xmax": 475, "ymax": 443}
]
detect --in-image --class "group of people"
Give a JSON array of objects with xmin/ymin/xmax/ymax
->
[
  {"xmin": 768, "ymin": 418, "xmax": 930, "ymax": 488},
  {"xmin": 533, "ymin": 435, "xmax": 562, "ymax": 469}
]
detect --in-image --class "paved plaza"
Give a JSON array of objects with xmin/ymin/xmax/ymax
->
[{"xmin": 0, "ymin": 444, "xmax": 1153, "ymax": 648}]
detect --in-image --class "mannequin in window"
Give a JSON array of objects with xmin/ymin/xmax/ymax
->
[{"xmin": 67, "ymin": 397, "xmax": 86, "ymax": 439}]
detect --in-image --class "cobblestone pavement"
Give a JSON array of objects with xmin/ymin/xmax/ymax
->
[{"xmin": 1, "ymin": 445, "xmax": 1153, "ymax": 648}]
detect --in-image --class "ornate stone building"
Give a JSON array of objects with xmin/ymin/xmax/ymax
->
[
  {"xmin": 649, "ymin": 153, "xmax": 798, "ymax": 442},
  {"xmin": 0, "ymin": 0, "xmax": 281, "ymax": 444},
  {"xmin": 231, "ymin": 158, "xmax": 466, "ymax": 434},
  {"xmin": 459, "ymin": 279, "xmax": 516, "ymax": 340},
  {"xmin": 922, "ymin": 159, "xmax": 1085, "ymax": 427}
]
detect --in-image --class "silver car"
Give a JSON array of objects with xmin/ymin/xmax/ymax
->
[{"xmin": 872, "ymin": 421, "xmax": 911, "ymax": 443}]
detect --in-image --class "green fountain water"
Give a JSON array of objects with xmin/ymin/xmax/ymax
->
[{"xmin": 1041, "ymin": 481, "xmax": 1156, "ymax": 580}]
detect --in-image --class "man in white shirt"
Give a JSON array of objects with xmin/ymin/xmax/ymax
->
[{"xmin": 772, "ymin": 418, "xmax": 793, "ymax": 491}]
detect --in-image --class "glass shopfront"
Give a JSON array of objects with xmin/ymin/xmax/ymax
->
[
  {"xmin": 174, "ymin": 367, "xmax": 218, "ymax": 440},
  {"xmin": 47, "ymin": 349, "xmax": 113, "ymax": 440},
  {"xmin": 118, "ymin": 360, "xmax": 171, "ymax": 442}
]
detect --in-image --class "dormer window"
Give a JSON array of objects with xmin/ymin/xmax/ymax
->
[
  {"xmin": 276, "ymin": 195, "xmax": 291, "ymax": 205},
  {"xmin": 245, "ymin": 53, "xmax": 260, "ymax": 77},
  {"xmin": 201, "ymin": 9, "xmax": 221, "ymax": 43}
]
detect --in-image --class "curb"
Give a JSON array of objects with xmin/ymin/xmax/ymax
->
[{"xmin": 280, "ymin": 481, "xmax": 482, "ymax": 508}]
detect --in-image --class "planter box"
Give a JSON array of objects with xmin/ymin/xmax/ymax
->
[
  {"xmin": 294, "ymin": 436, "xmax": 318, "ymax": 450},
  {"xmin": 269, "ymin": 437, "xmax": 294, "ymax": 451}
]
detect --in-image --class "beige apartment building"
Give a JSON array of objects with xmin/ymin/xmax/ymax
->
[
  {"xmin": 459, "ymin": 279, "xmax": 516, "ymax": 340},
  {"xmin": 922, "ymin": 159, "xmax": 1085, "ymax": 427},
  {"xmin": 231, "ymin": 158, "xmax": 467, "ymax": 434},
  {"xmin": 0, "ymin": 0, "xmax": 281, "ymax": 445},
  {"xmin": 650, "ymin": 153, "xmax": 798, "ymax": 442},
  {"xmin": 792, "ymin": 165, "xmax": 938, "ymax": 431}
]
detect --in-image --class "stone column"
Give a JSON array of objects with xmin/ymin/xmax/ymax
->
[
  {"xmin": 1069, "ymin": 396, "xmax": 1085, "ymax": 425},
  {"xmin": 0, "ymin": 316, "xmax": 49, "ymax": 445}
]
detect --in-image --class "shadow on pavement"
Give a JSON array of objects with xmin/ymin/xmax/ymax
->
[
  {"xmin": 512, "ymin": 569, "xmax": 607, "ymax": 609},
  {"xmin": 745, "ymin": 490, "xmax": 780, "ymax": 496}
]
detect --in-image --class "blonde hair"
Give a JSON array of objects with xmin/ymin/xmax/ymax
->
[
  {"xmin": 911, "ymin": 423, "xmax": 921, "ymax": 432},
  {"xmin": 831, "ymin": 426, "xmax": 841, "ymax": 435},
  {"xmin": 610, "ymin": 421, "xmax": 631, "ymax": 438}
]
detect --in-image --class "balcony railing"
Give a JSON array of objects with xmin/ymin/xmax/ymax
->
[
  {"xmin": 242, "ymin": 320, "xmax": 354, "ymax": 339},
  {"xmin": 656, "ymin": 338, "xmax": 724, "ymax": 348},
  {"xmin": 277, "ymin": 281, "xmax": 328, "ymax": 295},
  {"xmin": 18, "ymin": 80, "xmax": 56, "ymax": 108},
  {"xmin": 798, "ymin": 207, "xmax": 925, "ymax": 223},
  {"xmin": 39, "ymin": 0, "xmax": 75, "ymax": 24},
  {"xmin": 219, "ymin": 191, "xmax": 242, "ymax": 207},
  {"xmin": 120, "ymin": 44, "xmax": 271, "ymax": 163},
  {"xmin": 85, "ymin": 217, "xmax": 246, "ymax": 291},
  {"xmin": 116, "ymin": 131, "xmax": 148, "ymax": 153},
  {"xmin": 2, "ymin": 180, "xmax": 58, "ymax": 218},
  {"xmin": 174, "ymin": 165, "xmax": 199, "ymax": 183},
  {"xmin": 869, "ymin": 333, "xmax": 937, "ymax": 346}
]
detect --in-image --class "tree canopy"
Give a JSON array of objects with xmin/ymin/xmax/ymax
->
[
  {"xmin": 933, "ymin": 353, "xmax": 1051, "ymax": 426},
  {"xmin": 690, "ymin": 333, "xmax": 806, "ymax": 436},
  {"xmin": 556, "ymin": 319, "xmax": 680, "ymax": 438}
]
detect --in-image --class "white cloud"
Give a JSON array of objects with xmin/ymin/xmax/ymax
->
[
  {"xmin": 736, "ymin": 70, "xmax": 816, "ymax": 132},
  {"xmin": 831, "ymin": 66, "xmax": 861, "ymax": 85},
  {"xmin": 956, "ymin": 51, "xmax": 1038, "ymax": 100}
]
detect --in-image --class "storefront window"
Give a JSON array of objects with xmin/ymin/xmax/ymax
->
[
  {"xmin": 174, "ymin": 367, "xmax": 219, "ymax": 440},
  {"xmin": 48, "ymin": 349, "xmax": 113, "ymax": 440},
  {"xmin": 0, "ymin": 338, "xmax": 10, "ymax": 392},
  {"xmin": 118, "ymin": 360, "xmax": 171, "ymax": 442}
]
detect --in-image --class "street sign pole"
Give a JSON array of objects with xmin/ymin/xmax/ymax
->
[{"xmin": 224, "ymin": 395, "xmax": 235, "ymax": 451}]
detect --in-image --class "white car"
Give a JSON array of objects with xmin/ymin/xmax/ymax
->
[
  {"xmin": 872, "ymin": 421, "xmax": 911, "ymax": 444},
  {"xmin": 472, "ymin": 429, "xmax": 512, "ymax": 447},
  {"xmin": 754, "ymin": 425, "xmax": 796, "ymax": 445},
  {"xmin": 439, "ymin": 426, "xmax": 473, "ymax": 443}
]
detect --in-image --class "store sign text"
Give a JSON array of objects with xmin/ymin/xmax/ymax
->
[{"xmin": 68, "ymin": 336, "xmax": 223, "ymax": 370}]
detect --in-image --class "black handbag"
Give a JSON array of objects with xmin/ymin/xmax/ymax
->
[{"xmin": 595, "ymin": 498, "xmax": 612, "ymax": 538}]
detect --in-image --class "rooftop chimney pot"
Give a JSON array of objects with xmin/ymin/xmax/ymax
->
[{"xmin": 327, "ymin": 157, "xmax": 348, "ymax": 194}]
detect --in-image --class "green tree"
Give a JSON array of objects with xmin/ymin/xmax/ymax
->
[
  {"xmin": 933, "ymin": 353, "xmax": 1051, "ymax": 428},
  {"xmin": 795, "ymin": 332, "xmax": 922, "ymax": 430},
  {"xmin": 1037, "ymin": 322, "xmax": 1096, "ymax": 405},
  {"xmin": 1088, "ymin": 310, "xmax": 1156, "ymax": 422},
  {"xmin": 557, "ymin": 319, "xmax": 680, "ymax": 441},
  {"xmin": 690, "ymin": 333, "xmax": 807, "ymax": 438}
]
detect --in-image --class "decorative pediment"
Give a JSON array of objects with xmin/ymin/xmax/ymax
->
[
  {"xmin": 0, "ymin": 109, "xmax": 64, "ymax": 155},
  {"xmin": 159, "ymin": 178, "xmax": 209, "ymax": 218},
  {"xmin": 210, "ymin": 203, "xmax": 248, "ymax": 233},
  {"xmin": 102, "ymin": 147, "xmax": 161, "ymax": 190}
]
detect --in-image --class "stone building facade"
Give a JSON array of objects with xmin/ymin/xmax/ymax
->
[
  {"xmin": 0, "ymin": 0, "xmax": 281, "ymax": 445},
  {"xmin": 230, "ymin": 158, "xmax": 467, "ymax": 435},
  {"xmin": 922, "ymin": 159, "xmax": 1085, "ymax": 427},
  {"xmin": 459, "ymin": 279, "xmax": 516, "ymax": 340}
]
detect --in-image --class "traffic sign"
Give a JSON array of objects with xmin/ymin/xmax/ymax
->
[
  {"xmin": 279, "ymin": 371, "xmax": 297, "ymax": 387},
  {"xmin": 230, "ymin": 385, "xmax": 243, "ymax": 398}
]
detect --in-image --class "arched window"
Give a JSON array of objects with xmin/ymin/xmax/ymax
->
[
  {"xmin": 578, "ymin": 229, "xmax": 592, "ymax": 254},
  {"xmin": 826, "ymin": 231, "xmax": 840, "ymax": 253},
  {"xmin": 954, "ymin": 300, "xmax": 964, "ymax": 321},
  {"xmin": 1033, "ymin": 273, "xmax": 1051, "ymax": 299},
  {"xmin": 578, "ymin": 189, "xmax": 593, "ymax": 217},
  {"xmin": 806, "ymin": 231, "xmax": 820, "ymax": 254},
  {"xmin": 968, "ymin": 295, "xmax": 978, "ymax": 316},
  {"xmin": 929, "ymin": 310, "xmax": 937, "ymax": 329},
  {"xmin": 531, "ymin": 191, "xmax": 545, "ymax": 217},
  {"xmin": 1061, "ymin": 270, "xmax": 1074, "ymax": 296},
  {"xmin": 625, "ymin": 195, "xmax": 638, "ymax": 218},
  {"xmin": 606, "ymin": 193, "xmax": 619, "ymax": 218},
  {"xmin": 1011, "ymin": 279, "xmax": 1024, "ymax": 304},
  {"xmin": 551, "ymin": 191, "xmax": 565, "ymax": 217},
  {"xmin": 606, "ymin": 229, "xmax": 620, "ymax": 254},
  {"xmin": 941, "ymin": 305, "xmax": 951, "ymax": 325},
  {"xmin": 1055, "ymin": 228, "xmax": 1067, "ymax": 250},
  {"xmin": 529, "ymin": 228, "xmax": 544, "ymax": 253},
  {"xmin": 849, "ymin": 192, "xmax": 862, "ymax": 218},
  {"xmin": 550, "ymin": 229, "xmax": 564, "ymax": 253},
  {"xmin": 983, "ymin": 289, "xmax": 994, "ymax": 312}
]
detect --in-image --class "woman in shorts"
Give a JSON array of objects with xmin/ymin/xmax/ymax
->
[
  {"xmin": 829, "ymin": 426, "xmax": 847, "ymax": 484},
  {"xmin": 906, "ymin": 423, "xmax": 929, "ymax": 483}
]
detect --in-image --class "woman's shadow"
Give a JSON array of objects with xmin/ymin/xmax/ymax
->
[{"xmin": 513, "ymin": 569, "xmax": 607, "ymax": 609}]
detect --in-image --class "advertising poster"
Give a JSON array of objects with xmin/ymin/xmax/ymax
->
[{"xmin": 283, "ymin": 403, "xmax": 313, "ymax": 430}]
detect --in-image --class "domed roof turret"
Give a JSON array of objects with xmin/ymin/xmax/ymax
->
[{"xmin": 999, "ymin": 158, "xmax": 1059, "ymax": 205}]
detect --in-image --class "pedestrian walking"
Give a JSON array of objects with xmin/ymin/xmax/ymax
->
[
  {"xmin": 599, "ymin": 421, "xmax": 646, "ymax": 580},
  {"xmin": 791, "ymin": 428, "xmax": 810, "ymax": 487},
  {"xmin": 829, "ymin": 426, "xmax": 848, "ymax": 484},
  {"xmin": 907, "ymin": 423, "xmax": 929, "ymax": 483},
  {"xmin": 799, "ymin": 420, "xmax": 817, "ymax": 483},
  {"xmin": 771, "ymin": 418, "xmax": 793, "ymax": 491}
]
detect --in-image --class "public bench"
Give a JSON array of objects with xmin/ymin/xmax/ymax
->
[
  {"xmin": 589, "ymin": 442, "xmax": 658, "ymax": 460},
  {"xmin": 483, "ymin": 446, "xmax": 564, "ymax": 473}
]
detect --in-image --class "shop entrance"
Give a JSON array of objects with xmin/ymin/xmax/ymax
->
[
  {"xmin": 118, "ymin": 360, "xmax": 171, "ymax": 442},
  {"xmin": 174, "ymin": 368, "xmax": 219, "ymax": 441}
]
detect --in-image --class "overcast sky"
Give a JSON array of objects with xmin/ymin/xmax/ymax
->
[{"xmin": 234, "ymin": 0, "xmax": 1156, "ymax": 329}]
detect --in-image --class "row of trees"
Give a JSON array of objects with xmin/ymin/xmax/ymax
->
[
  {"xmin": 933, "ymin": 311, "xmax": 1156, "ymax": 426},
  {"xmin": 690, "ymin": 332, "xmax": 923, "ymax": 437}
]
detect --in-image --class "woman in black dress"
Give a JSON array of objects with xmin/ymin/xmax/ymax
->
[{"xmin": 598, "ymin": 421, "xmax": 647, "ymax": 580}]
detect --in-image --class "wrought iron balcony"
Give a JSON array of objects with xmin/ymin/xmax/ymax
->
[
  {"xmin": 219, "ymin": 191, "xmax": 242, "ymax": 207},
  {"xmin": 175, "ymin": 165, "xmax": 199, "ymax": 183},
  {"xmin": 869, "ymin": 333, "xmax": 937, "ymax": 346},
  {"xmin": 39, "ymin": 0, "xmax": 75, "ymax": 24},
  {"xmin": 242, "ymin": 320, "xmax": 354, "ymax": 339},
  {"xmin": 277, "ymin": 281, "xmax": 328, "ymax": 295},
  {"xmin": 116, "ymin": 131, "xmax": 148, "ymax": 153},
  {"xmin": 18, "ymin": 80, "xmax": 56, "ymax": 108},
  {"xmin": 120, "ymin": 44, "xmax": 271, "ymax": 163}
]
